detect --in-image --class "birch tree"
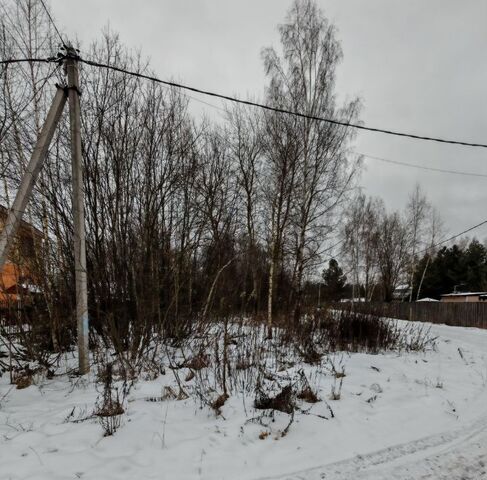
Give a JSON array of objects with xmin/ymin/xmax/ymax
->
[
  {"xmin": 342, "ymin": 193, "xmax": 381, "ymax": 301},
  {"xmin": 262, "ymin": 0, "xmax": 360, "ymax": 328},
  {"xmin": 405, "ymin": 184, "xmax": 430, "ymax": 301}
]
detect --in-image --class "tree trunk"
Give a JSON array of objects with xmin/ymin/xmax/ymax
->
[{"xmin": 267, "ymin": 243, "xmax": 276, "ymax": 339}]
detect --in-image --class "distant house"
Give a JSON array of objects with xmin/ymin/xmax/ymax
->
[
  {"xmin": 392, "ymin": 284, "xmax": 412, "ymax": 301},
  {"xmin": 417, "ymin": 297, "xmax": 439, "ymax": 302},
  {"xmin": 440, "ymin": 292, "xmax": 487, "ymax": 303},
  {"xmin": 0, "ymin": 205, "xmax": 43, "ymax": 310}
]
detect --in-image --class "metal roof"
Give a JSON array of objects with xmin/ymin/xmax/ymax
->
[{"xmin": 440, "ymin": 292, "xmax": 487, "ymax": 297}]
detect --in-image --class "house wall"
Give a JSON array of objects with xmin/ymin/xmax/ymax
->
[
  {"xmin": 0, "ymin": 208, "xmax": 43, "ymax": 306},
  {"xmin": 441, "ymin": 295, "xmax": 480, "ymax": 303}
]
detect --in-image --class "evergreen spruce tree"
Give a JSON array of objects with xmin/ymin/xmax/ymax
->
[{"xmin": 322, "ymin": 259, "xmax": 347, "ymax": 301}]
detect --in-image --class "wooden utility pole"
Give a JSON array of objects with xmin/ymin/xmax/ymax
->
[
  {"xmin": 65, "ymin": 46, "xmax": 89, "ymax": 374},
  {"xmin": 0, "ymin": 86, "xmax": 67, "ymax": 269}
]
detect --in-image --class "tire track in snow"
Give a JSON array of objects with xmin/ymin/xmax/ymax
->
[{"xmin": 253, "ymin": 412, "xmax": 487, "ymax": 480}]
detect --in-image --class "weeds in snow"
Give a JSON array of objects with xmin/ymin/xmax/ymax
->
[
  {"xmin": 95, "ymin": 362, "xmax": 127, "ymax": 436},
  {"xmin": 0, "ymin": 305, "xmax": 440, "ymax": 438}
]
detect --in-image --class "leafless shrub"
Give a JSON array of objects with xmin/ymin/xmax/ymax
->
[
  {"xmin": 0, "ymin": 324, "xmax": 63, "ymax": 377},
  {"xmin": 297, "ymin": 370, "xmax": 319, "ymax": 403},
  {"xmin": 95, "ymin": 362, "xmax": 126, "ymax": 436},
  {"xmin": 293, "ymin": 318, "xmax": 325, "ymax": 364},
  {"xmin": 255, "ymin": 384, "xmax": 295, "ymax": 414},
  {"xmin": 324, "ymin": 354, "xmax": 346, "ymax": 378},
  {"xmin": 14, "ymin": 370, "xmax": 33, "ymax": 390},
  {"xmin": 210, "ymin": 392, "xmax": 229, "ymax": 416},
  {"xmin": 297, "ymin": 386, "xmax": 319, "ymax": 403},
  {"xmin": 330, "ymin": 375, "xmax": 344, "ymax": 401},
  {"xmin": 183, "ymin": 353, "xmax": 210, "ymax": 371},
  {"xmin": 307, "ymin": 307, "xmax": 436, "ymax": 354},
  {"xmin": 402, "ymin": 323, "xmax": 437, "ymax": 352},
  {"xmin": 321, "ymin": 309, "xmax": 401, "ymax": 353},
  {"xmin": 64, "ymin": 406, "xmax": 95, "ymax": 424},
  {"xmin": 161, "ymin": 386, "xmax": 176, "ymax": 401}
]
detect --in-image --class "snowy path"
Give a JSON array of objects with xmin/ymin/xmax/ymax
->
[
  {"xmin": 256, "ymin": 322, "xmax": 487, "ymax": 480},
  {"xmin": 257, "ymin": 411, "xmax": 487, "ymax": 479}
]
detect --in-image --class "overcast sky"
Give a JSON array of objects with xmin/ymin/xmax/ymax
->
[{"xmin": 53, "ymin": 0, "xmax": 487, "ymax": 240}]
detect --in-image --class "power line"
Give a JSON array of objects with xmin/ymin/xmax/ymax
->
[
  {"xmin": 185, "ymin": 93, "xmax": 227, "ymax": 114},
  {"xmin": 38, "ymin": 0, "xmax": 67, "ymax": 48},
  {"xmin": 4, "ymin": 55, "xmax": 487, "ymax": 150},
  {"xmin": 79, "ymin": 58, "xmax": 487, "ymax": 149},
  {"xmin": 159, "ymin": 82, "xmax": 227, "ymax": 114},
  {"xmin": 360, "ymin": 152, "xmax": 487, "ymax": 178},
  {"xmin": 417, "ymin": 219, "xmax": 487, "ymax": 255}
]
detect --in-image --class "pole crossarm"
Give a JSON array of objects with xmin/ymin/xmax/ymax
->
[{"xmin": 0, "ymin": 86, "xmax": 67, "ymax": 269}]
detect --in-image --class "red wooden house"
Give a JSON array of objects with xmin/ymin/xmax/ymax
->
[{"xmin": 0, "ymin": 205, "xmax": 44, "ymax": 316}]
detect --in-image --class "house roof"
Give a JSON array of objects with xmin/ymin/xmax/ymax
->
[
  {"xmin": 440, "ymin": 292, "xmax": 487, "ymax": 297},
  {"xmin": 417, "ymin": 297, "xmax": 439, "ymax": 302},
  {"xmin": 0, "ymin": 205, "xmax": 44, "ymax": 239}
]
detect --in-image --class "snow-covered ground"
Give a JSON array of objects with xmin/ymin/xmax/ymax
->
[{"xmin": 1, "ymin": 321, "xmax": 486, "ymax": 480}]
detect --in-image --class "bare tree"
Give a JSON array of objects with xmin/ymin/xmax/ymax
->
[
  {"xmin": 342, "ymin": 193, "xmax": 381, "ymax": 301},
  {"xmin": 226, "ymin": 104, "xmax": 263, "ymax": 312},
  {"xmin": 1, "ymin": 1, "xmax": 365, "ymax": 361},
  {"xmin": 262, "ymin": 0, "xmax": 360, "ymax": 328},
  {"xmin": 375, "ymin": 209, "xmax": 409, "ymax": 302},
  {"xmin": 405, "ymin": 184, "xmax": 430, "ymax": 302},
  {"xmin": 416, "ymin": 207, "xmax": 444, "ymax": 300},
  {"xmin": 0, "ymin": 0, "xmax": 64, "ymax": 349}
]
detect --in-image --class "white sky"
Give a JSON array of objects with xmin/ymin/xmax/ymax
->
[{"xmin": 53, "ymin": 0, "xmax": 487, "ymax": 239}]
